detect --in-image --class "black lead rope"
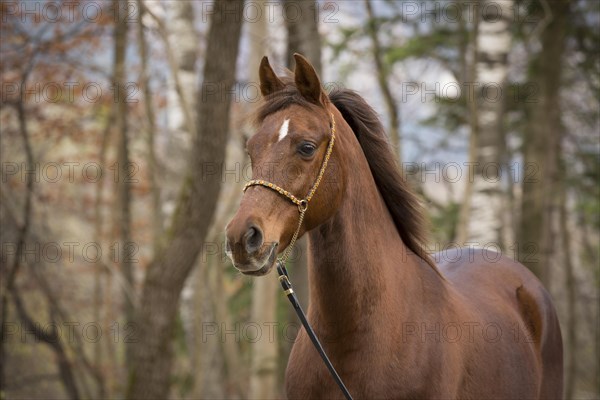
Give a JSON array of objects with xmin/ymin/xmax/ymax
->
[{"xmin": 277, "ymin": 262, "xmax": 353, "ymax": 400}]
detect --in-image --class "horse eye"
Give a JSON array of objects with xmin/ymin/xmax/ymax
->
[{"xmin": 297, "ymin": 142, "xmax": 316, "ymax": 157}]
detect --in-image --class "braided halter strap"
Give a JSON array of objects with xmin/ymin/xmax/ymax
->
[{"xmin": 242, "ymin": 113, "xmax": 336, "ymax": 265}]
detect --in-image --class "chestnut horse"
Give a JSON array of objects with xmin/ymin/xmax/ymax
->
[{"xmin": 225, "ymin": 54, "xmax": 563, "ymax": 399}]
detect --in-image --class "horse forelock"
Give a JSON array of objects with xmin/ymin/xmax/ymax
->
[{"xmin": 255, "ymin": 77, "xmax": 312, "ymax": 124}]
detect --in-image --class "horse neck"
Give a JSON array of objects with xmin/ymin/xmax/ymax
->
[{"xmin": 306, "ymin": 138, "xmax": 444, "ymax": 338}]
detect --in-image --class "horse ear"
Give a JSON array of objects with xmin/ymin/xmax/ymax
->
[
  {"xmin": 259, "ymin": 56, "xmax": 285, "ymax": 97},
  {"xmin": 294, "ymin": 53, "xmax": 326, "ymax": 105}
]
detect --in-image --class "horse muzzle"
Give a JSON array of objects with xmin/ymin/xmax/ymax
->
[{"xmin": 225, "ymin": 221, "xmax": 278, "ymax": 275}]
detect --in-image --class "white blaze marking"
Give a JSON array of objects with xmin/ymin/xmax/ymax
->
[{"xmin": 278, "ymin": 118, "xmax": 290, "ymax": 142}]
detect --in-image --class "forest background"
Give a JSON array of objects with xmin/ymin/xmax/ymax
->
[{"xmin": 1, "ymin": 0, "xmax": 598, "ymax": 399}]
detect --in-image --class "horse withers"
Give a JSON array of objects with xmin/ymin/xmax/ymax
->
[{"xmin": 225, "ymin": 54, "xmax": 563, "ymax": 399}]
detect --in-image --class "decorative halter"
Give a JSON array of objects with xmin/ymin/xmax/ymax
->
[{"xmin": 242, "ymin": 113, "xmax": 336, "ymax": 266}]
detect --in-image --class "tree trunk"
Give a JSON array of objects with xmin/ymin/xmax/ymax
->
[
  {"xmin": 248, "ymin": 5, "xmax": 279, "ymax": 398},
  {"xmin": 458, "ymin": 0, "xmax": 512, "ymax": 246},
  {"xmin": 194, "ymin": 258, "xmax": 226, "ymax": 399},
  {"xmin": 518, "ymin": 0, "xmax": 570, "ymax": 284},
  {"xmin": 364, "ymin": 0, "xmax": 401, "ymax": 163},
  {"xmin": 164, "ymin": 0, "xmax": 198, "ymax": 182},
  {"xmin": 126, "ymin": 1, "xmax": 244, "ymax": 398},
  {"xmin": 285, "ymin": 0, "xmax": 321, "ymax": 74},
  {"xmin": 140, "ymin": 0, "xmax": 198, "ymax": 241},
  {"xmin": 113, "ymin": 0, "xmax": 134, "ymax": 371},
  {"xmin": 456, "ymin": 3, "xmax": 480, "ymax": 244},
  {"xmin": 248, "ymin": 276, "xmax": 279, "ymax": 399},
  {"xmin": 193, "ymin": 174, "xmax": 246, "ymax": 398},
  {"xmin": 92, "ymin": 104, "xmax": 112, "ymax": 400},
  {"xmin": 161, "ymin": 0, "xmax": 198, "ymax": 139},
  {"xmin": 560, "ymin": 167, "xmax": 576, "ymax": 399},
  {"xmin": 137, "ymin": 0, "xmax": 161, "ymax": 252}
]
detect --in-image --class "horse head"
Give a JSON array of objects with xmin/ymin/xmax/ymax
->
[{"xmin": 225, "ymin": 54, "xmax": 345, "ymax": 275}]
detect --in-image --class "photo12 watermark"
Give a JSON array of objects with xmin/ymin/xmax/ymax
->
[
  {"xmin": 1, "ymin": 1, "xmax": 341, "ymax": 25},
  {"xmin": 2, "ymin": 321, "xmax": 139, "ymax": 344},
  {"xmin": 2, "ymin": 161, "xmax": 140, "ymax": 184},
  {"xmin": 1, "ymin": 81, "xmax": 140, "ymax": 104},
  {"xmin": 1, "ymin": 241, "xmax": 140, "ymax": 265}
]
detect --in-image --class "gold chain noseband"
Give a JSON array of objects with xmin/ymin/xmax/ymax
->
[{"xmin": 242, "ymin": 113, "xmax": 336, "ymax": 265}]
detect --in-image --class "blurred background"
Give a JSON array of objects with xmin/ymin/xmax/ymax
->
[{"xmin": 1, "ymin": 0, "xmax": 598, "ymax": 399}]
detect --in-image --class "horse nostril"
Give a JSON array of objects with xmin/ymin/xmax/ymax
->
[{"xmin": 244, "ymin": 225, "xmax": 263, "ymax": 254}]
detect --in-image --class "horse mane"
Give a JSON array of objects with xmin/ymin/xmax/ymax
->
[
  {"xmin": 255, "ymin": 82, "xmax": 437, "ymax": 271},
  {"xmin": 329, "ymin": 89, "xmax": 437, "ymax": 271}
]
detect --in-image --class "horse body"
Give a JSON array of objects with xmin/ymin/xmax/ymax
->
[
  {"xmin": 285, "ymin": 115, "xmax": 562, "ymax": 397},
  {"xmin": 226, "ymin": 54, "xmax": 563, "ymax": 399},
  {"xmin": 287, "ymin": 248, "xmax": 561, "ymax": 399}
]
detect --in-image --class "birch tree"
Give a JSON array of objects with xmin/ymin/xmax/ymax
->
[
  {"xmin": 247, "ymin": 5, "xmax": 279, "ymax": 398},
  {"xmin": 457, "ymin": 0, "xmax": 513, "ymax": 246}
]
